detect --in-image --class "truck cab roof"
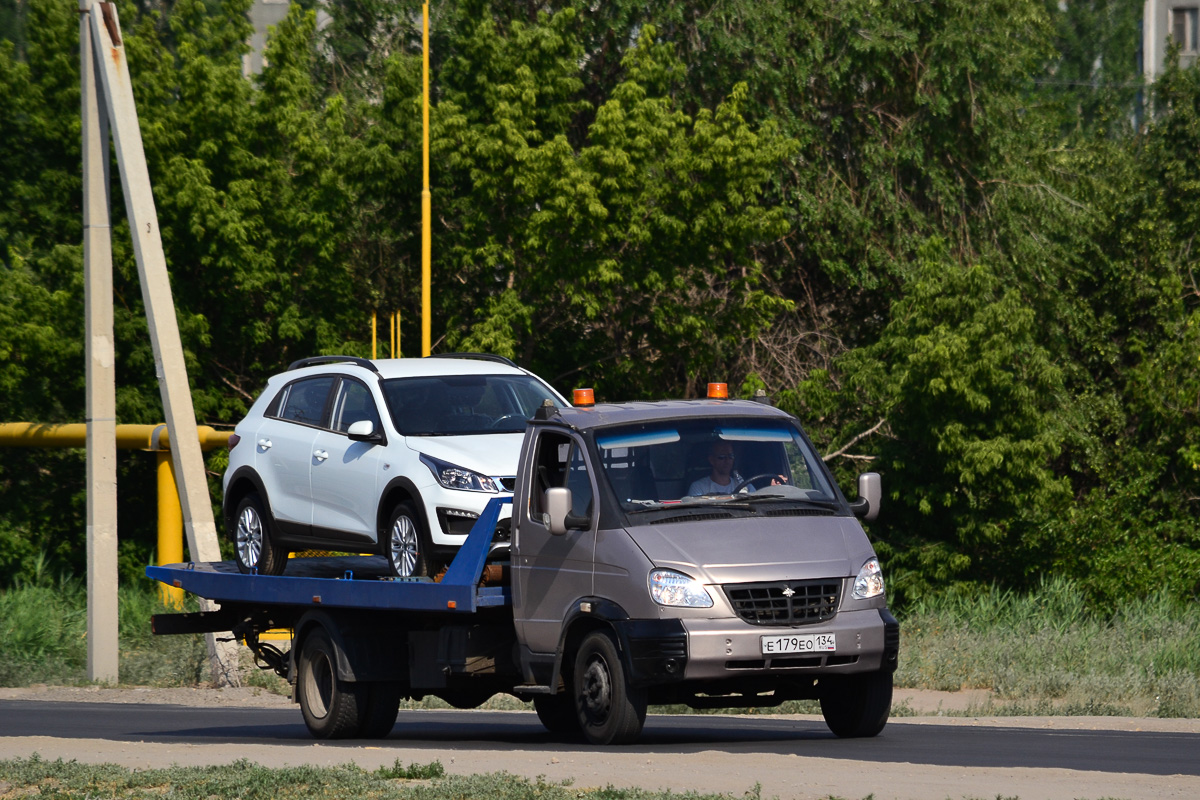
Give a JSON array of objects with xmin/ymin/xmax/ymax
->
[{"xmin": 538, "ymin": 398, "xmax": 792, "ymax": 431}]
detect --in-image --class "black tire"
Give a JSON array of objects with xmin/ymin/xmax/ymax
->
[
  {"xmin": 297, "ymin": 626, "xmax": 367, "ymax": 739},
  {"xmin": 534, "ymin": 693, "xmax": 581, "ymax": 737},
  {"xmin": 385, "ymin": 502, "xmax": 432, "ymax": 578},
  {"xmin": 232, "ymin": 492, "xmax": 288, "ymax": 576},
  {"xmin": 359, "ymin": 681, "xmax": 403, "ymax": 739},
  {"xmin": 572, "ymin": 630, "xmax": 647, "ymax": 745},
  {"xmin": 820, "ymin": 670, "xmax": 893, "ymax": 738}
]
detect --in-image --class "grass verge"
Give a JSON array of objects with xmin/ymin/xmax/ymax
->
[
  {"xmin": 895, "ymin": 577, "xmax": 1200, "ymax": 718},
  {"xmin": 0, "ymin": 757, "xmax": 834, "ymax": 800}
]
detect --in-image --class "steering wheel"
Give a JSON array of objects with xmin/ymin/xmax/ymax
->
[
  {"xmin": 733, "ymin": 473, "xmax": 785, "ymax": 493},
  {"xmin": 489, "ymin": 414, "xmax": 525, "ymax": 429}
]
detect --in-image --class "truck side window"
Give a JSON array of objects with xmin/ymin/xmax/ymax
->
[
  {"xmin": 566, "ymin": 445, "xmax": 593, "ymax": 520},
  {"xmin": 529, "ymin": 432, "xmax": 593, "ymax": 522}
]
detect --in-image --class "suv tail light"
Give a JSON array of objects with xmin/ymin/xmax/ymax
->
[{"xmin": 227, "ymin": 433, "xmax": 241, "ymax": 451}]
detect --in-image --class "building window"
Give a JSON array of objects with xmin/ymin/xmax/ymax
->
[{"xmin": 1172, "ymin": 7, "xmax": 1199, "ymax": 53}]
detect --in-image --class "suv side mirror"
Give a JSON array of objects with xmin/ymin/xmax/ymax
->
[
  {"xmin": 543, "ymin": 487, "xmax": 589, "ymax": 535},
  {"xmin": 347, "ymin": 419, "xmax": 383, "ymax": 444},
  {"xmin": 848, "ymin": 472, "xmax": 881, "ymax": 522}
]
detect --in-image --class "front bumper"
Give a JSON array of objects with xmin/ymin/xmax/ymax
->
[{"xmin": 680, "ymin": 607, "xmax": 898, "ymax": 680}]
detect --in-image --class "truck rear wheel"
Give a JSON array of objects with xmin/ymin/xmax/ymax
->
[
  {"xmin": 572, "ymin": 630, "xmax": 647, "ymax": 745},
  {"xmin": 297, "ymin": 627, "xmax": 366, "ymax": 739},
  {"xmin": 819, "ymin": 670, "xmax": 892, "ymax": 738},
  {"xmin": 359, "ymin": 681, "xmax": 402, "ymax": 739}
]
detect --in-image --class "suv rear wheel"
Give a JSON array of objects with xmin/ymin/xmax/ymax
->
[
  {"xmin": 233, "ymin": 492, "xmax": 288, "ymax": 575},
  {"xmin": 386, "ymin": 502, "xmax": 431, "ymax": 578}
]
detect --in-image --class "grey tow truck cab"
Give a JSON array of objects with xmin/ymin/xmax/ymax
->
[
  {"xmin": 149, "ymin": 393, "xmax": 898, "ymax": 746},
  {"xmin": 512, "ymin": 397, "xmax": 897, "ymax": 743}
]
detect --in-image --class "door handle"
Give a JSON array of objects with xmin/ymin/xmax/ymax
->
[
  {"xmin": 314, "ymin": 449, "xmax": 329, "ymax": 462},
  {"xmin": 257, "ymin": 439, "xmax": 272, "ymax": 450}
]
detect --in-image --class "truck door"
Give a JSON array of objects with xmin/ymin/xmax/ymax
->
[{"xmin": 513, "ymin": 429, "xmax": 597, "ymax": 655}]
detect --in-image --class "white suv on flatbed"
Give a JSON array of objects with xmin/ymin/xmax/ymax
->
[{"xmin": 222, "ymin": 354, "xmax": 567, "ymax": 577}]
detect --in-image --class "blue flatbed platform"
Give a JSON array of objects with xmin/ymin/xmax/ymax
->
[{"xmin": 146, "ymin": 498, "xmax": 512, "ymax": 614}]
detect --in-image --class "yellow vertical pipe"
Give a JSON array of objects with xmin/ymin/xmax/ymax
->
[
  {"xmin": 422, "ymin": 2, "xmax": 432, "ymax": 357},
  {"xmin": 156, "ymin": 450, "xmax": 184, "ymax": 608},
  {"xmin": 371, "ymin": 312, "xmax": 377, "ymax": 359}
]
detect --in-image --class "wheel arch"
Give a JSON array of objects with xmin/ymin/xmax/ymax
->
[
  {"xmin": 376, "ymin": 477, "xmax": 432, "ymax": 542},
  {"xmin": 292, "ymin": 610, "xmax": 411, "ymax": 685},
  {"xmin": 549, "ymin": 598, "xmax": 632, "ymax": 692},
  {"xmin": 223, "ymin": 467, "xmax": 271, "ymax": 534}
]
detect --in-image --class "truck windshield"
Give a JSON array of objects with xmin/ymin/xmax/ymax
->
[
  {"xmin": 381, "ymin": 375, "xmax": 560, "ymax": 435},
  {"xmin": 594, "ymin": 417, "xmax": 838, "ymax": 515}
]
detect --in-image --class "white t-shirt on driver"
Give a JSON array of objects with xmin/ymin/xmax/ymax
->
[{"xmin": 687, "ymin": 473, "xmax": 751, "ymax": 496}]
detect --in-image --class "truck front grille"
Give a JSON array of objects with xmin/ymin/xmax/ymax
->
[{"xmin": 722, "ymin": 580, "xmax": 841, "ymax": 626}]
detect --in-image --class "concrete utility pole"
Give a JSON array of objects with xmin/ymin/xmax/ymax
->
[
  {"xmin": 80, "ymin": 0, "xmax": 118, "ymax": 683},
  {"xmin": 80, "ymin": 0, "xmax": 240, "ymax": 685}
]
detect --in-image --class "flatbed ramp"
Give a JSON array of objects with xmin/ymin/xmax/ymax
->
[{"xmin": 146, "ymin": 497, "xmax": 511, "ymax": 615}]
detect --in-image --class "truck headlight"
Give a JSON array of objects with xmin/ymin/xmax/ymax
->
[
  {"xmin": 419, "ymin": 454, "xmax": 499, "ymax": 493},
  {"xmin": 649, "ymin": 569, "xmax": 713, "ymax": 608},
  {"xmin": 851, "ymin": 557, "xmax": 885, "ymax": 599}
]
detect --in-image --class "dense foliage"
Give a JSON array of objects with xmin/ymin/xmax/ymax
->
[{"xmin": 0, "ymin": 0, "xmax": 1196, "ymax": 608}]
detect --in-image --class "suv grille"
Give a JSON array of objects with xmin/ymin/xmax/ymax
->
[
  {"xmin": 497, "ymin": 477, "xmax": 516, "ymax": 492},
  {"xmin": 722, "ymin": 580, "xmax": 841, "ymax": 626}
]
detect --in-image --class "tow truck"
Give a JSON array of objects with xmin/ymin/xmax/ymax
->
[{"xmin": 149, "ymin": 389, "xmax": 899, "ymax": 745}]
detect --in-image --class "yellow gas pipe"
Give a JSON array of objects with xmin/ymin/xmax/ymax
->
[{"xmin": 0, "ymin": 423, "xmax": 231, "ymax": 606}]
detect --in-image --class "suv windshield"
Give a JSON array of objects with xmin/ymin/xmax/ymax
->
[
  {"xmin": 594, "ymin": 417, "xmax": 839, "ymax": 518},
  {"xmin": 382, "ymin": 374, "xmax": 559, "ymax": 435}
]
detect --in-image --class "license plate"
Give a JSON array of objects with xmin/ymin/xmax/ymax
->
[{"xmin": 761, "ymin": 633, "xmax": 836, "ymax": 655}]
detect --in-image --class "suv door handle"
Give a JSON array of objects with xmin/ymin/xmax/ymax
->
[
  {"xmin": 313, "ymin": 449, "xmax": 329, "ymax": 462},
  {"xmin": 257, "ymin": 439, "xmax": 272, "ymax": 450}
]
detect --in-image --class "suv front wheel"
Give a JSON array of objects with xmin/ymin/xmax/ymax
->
[{"xmin": 385, "ymin": 502, "xmax": 432, "ymax": 578}]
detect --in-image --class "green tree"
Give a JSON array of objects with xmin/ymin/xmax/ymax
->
[{"xmin": 431, "ymin": 10, "xmax": 792, "ymax": 396}]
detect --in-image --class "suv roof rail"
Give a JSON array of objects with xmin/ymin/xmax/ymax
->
[
  {"xmin": 426, "ymin": 352, "xmax": 519, "ymax": 369},
  {"xmin": 287, "ymin": 355, "xmax": 379, "ymax": 373}
]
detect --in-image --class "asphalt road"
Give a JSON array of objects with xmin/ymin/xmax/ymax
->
[{"xmin": 2, "ymin": 700, "xmax": 1198, "ymax": 776}]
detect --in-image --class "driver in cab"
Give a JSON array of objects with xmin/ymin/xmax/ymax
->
[{"xmin": 687, "ymin": 441, "xmax": 786, "ymax": 496}]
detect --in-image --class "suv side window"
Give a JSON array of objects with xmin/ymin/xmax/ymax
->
[
  {"xmin": 330, "ymin": 378, "xmax": 382, "ymax": 433},
  {"xmin": 529, "ymin": 432, "xmax": 593, "ymax": 521},
  {"xmin": 275, "ymin": 376, "xmax": 336, "ymax": 427}
]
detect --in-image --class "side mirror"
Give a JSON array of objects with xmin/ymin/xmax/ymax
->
[
  {"xmin": 848, "ymin": 472, "xmax": 881, "ymax": 522},
  {"xmin": 543, "ymin": 487, "xmax": 589, "ymax": 535},
  {"xmin": 347, "ymin": 419, "xmax": 383, "ymax": 444}
]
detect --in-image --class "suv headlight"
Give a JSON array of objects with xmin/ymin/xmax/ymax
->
[
  {"xmin": 649, "ymin": 569, "xmax": 714, "ymax": 608},
  {"xmin": 851, "ymin": 557, "xmax": 885, "ymax": 599},
  {"xmin": 419, "ymin": 454, "xmax": 499, "ymax": 493}
]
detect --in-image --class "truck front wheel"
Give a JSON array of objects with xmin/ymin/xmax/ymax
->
[
  {"xmin": 819, "ymin": 670, "xmax": 892, "ymax": 738},
  {"xmin": 534, "ymin": 693, "xmax": 580, "ymax": 737},
  {"xmin": 572, "ymin": 631, "xmax": 647, "ymax": 745},
  {"xmin": 297, "ymin": 627, "xmax": 366, "ymax": 739}
]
